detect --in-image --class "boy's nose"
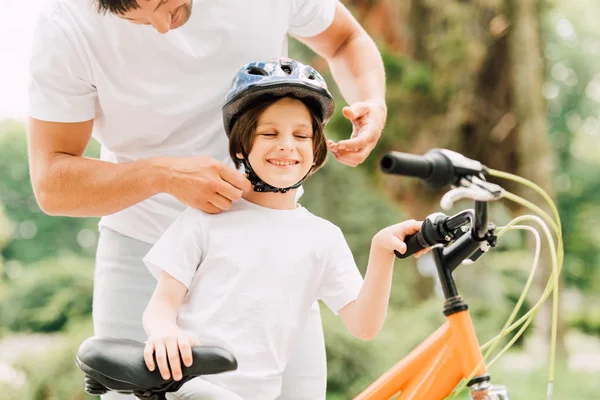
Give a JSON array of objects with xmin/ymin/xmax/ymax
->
[{"xmin": 277, "ymin": 137, "xmax": 294, "ymax": 151}]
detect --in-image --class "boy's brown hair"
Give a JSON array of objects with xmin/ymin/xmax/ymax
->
[{"xmin": 228, "ymin": 95, "xmax": 328, "ymax": 174}]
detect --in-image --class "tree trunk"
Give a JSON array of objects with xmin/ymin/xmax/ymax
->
[{"xmin": 507, "ymin": 0, "xmax": 566, "ymax": 358}]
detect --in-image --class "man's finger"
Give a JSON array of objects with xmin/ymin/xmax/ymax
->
[
  {"xmin": 327, "ymin": 139, "xmax": 338, "ymax": 151},
  {"xmin": 198, "ymin": 202, "xmax": 222, "ymax": 214},
  {"xmin": 213, "ymin": 178, "xmax": 244, "ymax": 203},
  {"xmin": 342, "ymin": 103, "xmax": 370, "ymax": 120},
  {"xmin": 207, "ymin": 192, "xmax": 234, "ymax": 211},
  {"xmin": 336, "ymin": 130, "xmax": 374, "ymax": 151},
  {"xmin": 220, "ymin": 166, "xmax": 252, "ymax": 192},
  {"xmin": 342, "ymin": 106, "xmax": 358, "ymax": 121},
  {"xmin": 331, "ymin": 150, "xmax": 360, "ymax": 167},
  {"xmin": 332, "ymin": 146, "xmax": 373, "ymax": 166}
]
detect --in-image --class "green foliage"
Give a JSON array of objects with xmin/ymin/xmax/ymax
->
[
  {"xmin": 1, "ymin": 318, "xmax": 97, "ymax": 400},
  {"xmin": 451, "ymin": 359, "xmax": 600, "ymax": 400},
  {"xmin": 323, "ymin": 310, "xmax": 378, "ymax": 397},
  {"xmin": 380, "ymin": 51, "xmax": 434, "ymax": 96},
  {"xmin": 543, "ymin": 0, "xmax": 600, "ymax": 293},
  {"xmin": 568, "ymin": 309, "xmax": 600, "ymax": 337},
  {"xmin": 0, "ymin": 254, "xmax": 94, "ymax": 333},
  {"xmin": 0, "ymin": 122, "xmax": 100, "ymax": 265}
]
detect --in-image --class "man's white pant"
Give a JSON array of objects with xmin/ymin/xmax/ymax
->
[
  {"xmin": 167, "ymin": 377, "xmax": 242, "ymax": 400},
  {"xmin": 92, "ymin": 227, "xmax": 326, "ymax": 400}
]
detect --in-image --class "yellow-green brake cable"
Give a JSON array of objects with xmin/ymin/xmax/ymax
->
[
  {"xmin": 489, "ymin": 169, "xmax": 563, "ymax": 400},
  {"xmin": 446, "ymin": 169, "xmax": 563, "ymax": 400},
  {"xmin": 447, "ymin": 216, "xmax": 553, "ymax": 400}
]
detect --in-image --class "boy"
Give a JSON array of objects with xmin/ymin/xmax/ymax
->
[{"xmin": 142, "ymin": 58, "xmax": 425, "ymax": 400}]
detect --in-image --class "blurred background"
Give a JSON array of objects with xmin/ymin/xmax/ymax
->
[{"xmin": 1, "ymin": 0, "xmax": 599, "ymax": 399}]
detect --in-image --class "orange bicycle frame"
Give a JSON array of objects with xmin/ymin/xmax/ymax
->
[{"xmin": 354, "ymin": 306, "xmax": 487, "ymax": 400}]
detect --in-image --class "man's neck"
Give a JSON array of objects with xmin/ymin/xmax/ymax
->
[{"xmin": 242, "ymin": 189, "xmax": 298, "ymax": 210}]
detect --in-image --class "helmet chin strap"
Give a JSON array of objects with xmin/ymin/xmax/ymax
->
[{"xmin": 241, "ymin": 151, "xmax": 305, "ymax": 193}]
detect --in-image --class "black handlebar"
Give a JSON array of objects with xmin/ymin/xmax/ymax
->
[
  {"xmin": 394, "ymin": 213, "xmax": 465, "ymax": 259},
  {"xmin": 380, "ymin": 149, "xmax": 486, "ymax": 189},
  {"xmin": 394, "ymin": 230, "xmax": 428, "ymax": 259},
  {"xmin": 380, "ymin": 148, "xmax": 500, "ymax": 301},
  {"xmin": 380, "ymin": 152, "xmax": 434, "ymax": 180}
]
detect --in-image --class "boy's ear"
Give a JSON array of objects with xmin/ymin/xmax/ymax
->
[{"xmin": 236, "ymin": 152, "xmax": 244, "ymax": 160}]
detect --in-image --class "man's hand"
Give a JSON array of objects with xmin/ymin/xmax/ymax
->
[
  {"xmin": 371, "ymin": 220, "xmax": 430, "ymax": 259},
  {"xmin": 327, "ymin": 101, "xmax": 387, "ymax": 167},
  {"xmin": 144, "ymin": 327, "xmax": 200, "ymax": 381},
  {"xmin": 157, "ymin": 156, "xmax": 252, "ymax": 214}
]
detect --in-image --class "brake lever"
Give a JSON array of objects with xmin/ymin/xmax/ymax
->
[{"xmin": 440, "ymin": 177, "xmax": 505, "ymax": 210}]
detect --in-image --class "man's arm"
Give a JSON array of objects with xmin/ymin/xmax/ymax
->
[
  {"xmin": 28, "ymin": 118, "xmax": 161, "ymax": 216},
  {"xmin": 28, "ymin": 118, "xmax": 251, "ymax": 217},
  {"xmin": 295, "ymin": 1, "xmax": 387, "ymax": 167}
]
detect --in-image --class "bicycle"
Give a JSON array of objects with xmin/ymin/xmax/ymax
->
[{"xmin": 76, "ymin": 148, "xmax": 563, "ymax": 400}]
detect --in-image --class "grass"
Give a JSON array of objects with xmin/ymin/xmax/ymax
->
[{"xmin": 451, "ymin": 360, "xmax": 600, "ymax": 400}]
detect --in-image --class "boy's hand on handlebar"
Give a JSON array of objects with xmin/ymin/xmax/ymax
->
[
  {"xmin": 144, "ymin": 328, "xmax": 200, "ymax": 381},
  {"xmin": 154, "ymin": 156, "xmax": 252, "ymax": 214},
  {"xmin": 372, "ymin": 220, "xmax": 430, "ymax": 258}
]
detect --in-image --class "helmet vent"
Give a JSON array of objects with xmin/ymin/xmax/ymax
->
[
  {"xmin": 246, "ymin": 66, "xmax": 268, "ymax": 76},
  {"xmin": 281, "ymin": 64, "xmax": 293, "ymax": 75},
  {"xmin": 307, "ymin": 73, "xmax": 316, "ymax": 80}
]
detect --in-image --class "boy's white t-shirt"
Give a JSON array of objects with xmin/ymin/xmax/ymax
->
[
  {"xmin": 28, "ymin": 0, "xmax": 336, "ymax": 244},
  {"xmin": 143, "ymin": 198, "xmax": 363, "ymax": 399}
]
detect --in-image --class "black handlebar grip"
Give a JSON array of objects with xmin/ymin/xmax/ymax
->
[
  {"xmin": 380, "ymin": 152, "xmax": 432, "ymax": 179},
  {"xmin": 394, "ymin": 230, "xmax": 429, "ymax": 259}
]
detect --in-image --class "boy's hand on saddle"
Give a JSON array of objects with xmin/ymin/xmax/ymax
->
[
  {"xmin": 327, "ymin": 101, "xmax": 386, "ymax": 167},
  {"xmin": 372, "ymin": 219, "xmax": 430, "ymax": 258},
  {"xmin": 156, "ymin": 155, "xmax": 252, "ymax": 214},
  {"xmin": 144, "ymin": 327, "xmax": 201, "ymax": 381}
]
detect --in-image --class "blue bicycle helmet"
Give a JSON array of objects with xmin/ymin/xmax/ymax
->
[
  {"xmin": 222, "ymin": 58, "xmax": 335, "ymax": 193},
  {"xmin": 222, "ymin": 58, "xmax": 335, "ymax": 138}
]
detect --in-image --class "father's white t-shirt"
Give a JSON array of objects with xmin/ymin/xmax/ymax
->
[
  {"xmin": 143, "ymin": 198, "xmax": 363, "ymax": 399},
  {"xmin": 28, "ymin": 0, "xmax": 336, "ymax": 244}
]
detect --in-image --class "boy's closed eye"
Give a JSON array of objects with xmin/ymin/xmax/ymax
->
[{"xmin": 294, "ymin": 133, "xmax": 312, "ymax": 139}]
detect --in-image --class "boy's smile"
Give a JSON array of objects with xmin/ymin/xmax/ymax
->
[
  {"xmin": 243, "ymin": 97, "xmax": 316, "ymax": 189},
  {"xmin": 266, "ymin": 157, "xmax": 300, "ymax": 167}
]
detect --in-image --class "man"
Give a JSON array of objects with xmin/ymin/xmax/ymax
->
[{"xmin": 27, "ymin": 0, "xmax": 387, "ymax": 399}]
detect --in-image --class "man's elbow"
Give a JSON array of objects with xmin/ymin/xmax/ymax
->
[
  {"xmin": 31, "ymin": 177, "xmax": 64, "ymax": 216},
  {"xmin": 34, "ymin": 193, "xmax": 60, "ymax": 216}
]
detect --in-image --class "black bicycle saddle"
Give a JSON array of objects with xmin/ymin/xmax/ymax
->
[{"xmin": 76, "ymin": 337, "xmax": 237, "ymax": 399}]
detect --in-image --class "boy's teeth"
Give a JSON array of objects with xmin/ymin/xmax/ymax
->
[{"xmin": 270, "ymin": 160, "xmax": 295, "ymax": 166}]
